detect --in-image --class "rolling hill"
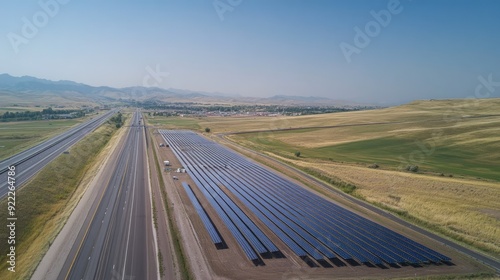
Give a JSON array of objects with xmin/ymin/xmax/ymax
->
[{"xmin": 0, "ymin": 74, "xmax": 360, "ymax": 107}]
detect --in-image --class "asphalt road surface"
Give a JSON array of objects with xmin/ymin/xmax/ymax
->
[
  {"xmin": 58, "ymin": 112, "xmax": 157, "ymax": 280},
  {"xmin": 0, "ymin": 109, "xmax": 117, "ymax": 198}
]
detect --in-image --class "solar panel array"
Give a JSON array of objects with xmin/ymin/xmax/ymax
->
[{"xmin": 160, "ymin": 130, "xmax": 451, "ymax": 268}]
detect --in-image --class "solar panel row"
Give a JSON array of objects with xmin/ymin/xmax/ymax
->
[
  {"xmin": 182, "ymin": 182, "xmax": 226, "ymax": 249},
  {"xmin": 160, "ymin": 130, "xmax": 451, "ymax": 268}
]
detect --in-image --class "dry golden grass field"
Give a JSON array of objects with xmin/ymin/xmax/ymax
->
[{"xmin": 149, "ymin": 98, "xmax": 500, "ymax": 258}]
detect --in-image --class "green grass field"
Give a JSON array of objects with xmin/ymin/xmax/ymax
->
[{"xmin": 234, "ymin": 126, "xmax": 500, "ymax": 181}]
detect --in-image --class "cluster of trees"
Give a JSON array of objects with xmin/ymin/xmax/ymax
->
[
  {"xmin": 40, "ymin": 107, "xmax": 82, "ymax": 115},
  {"xmin": 110, "ymin": 112, "xmax": 124, "ymax": 128},
  {"xmin": 151, "ymin": 111, "xmax": 181, "ymax": 117},
  {"xmin": 1, "ymin": 108, "xmax": 88, "ymax": 122}
]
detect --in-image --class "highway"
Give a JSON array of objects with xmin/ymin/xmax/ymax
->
[
  {"xmin": 58, "ymin": 111, "xmax": 158, "ymax": 280},
  {"xmin": 0, "ymin": 109, "xmax": 117, "ymax": 198}
]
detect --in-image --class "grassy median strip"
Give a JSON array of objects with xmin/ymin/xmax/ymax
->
[
  {"xmin": 150, "ymin": 132, "xmax": 193, "ymax": 280},
  {"xmin": 147, "ymin": 159, "xmax": 163, "ymax": 276},
  {"xmin": 152, "ymin": 195, "xmax": 159, "ymax": 230},
  {"xmin": 0, "ymin": 119, "xmax": 121, "ymax": 280},
  {"xmin": 158, "ymin": 251, "xmax": 165, "ymax": 278}
]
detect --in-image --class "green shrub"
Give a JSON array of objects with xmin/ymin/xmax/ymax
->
[{"xmin": 406, "ymin": 165, "xmax": 419, "ymax": 172}]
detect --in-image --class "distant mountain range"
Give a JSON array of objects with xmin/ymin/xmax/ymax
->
[{"xmin": 0, "ymin": 74, "xmax": 362, "ymax": 107}]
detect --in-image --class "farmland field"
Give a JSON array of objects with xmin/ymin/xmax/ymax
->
[
  {"xmin": 147, "ymin": 115, "xmax": 201, "ymax": 130},
  {"xmin": 230, "ymin": 118, "xmax": 500, "ymax": 181}
]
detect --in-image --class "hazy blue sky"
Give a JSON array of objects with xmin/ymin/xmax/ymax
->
[{"xmin": 1, "ymin": 0, "xmax": 499, "ymax": 103}]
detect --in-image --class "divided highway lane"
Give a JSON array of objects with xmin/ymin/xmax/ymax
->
[
  {"xmin": 59, "ymin": 112, "xmax": 157, "ymax": 280},
  {"xmin": 0, "ymin": 109, "xmax": 118, "ymax": 198}
]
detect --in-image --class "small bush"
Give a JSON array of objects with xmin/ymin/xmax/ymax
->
[
  {"xmin": 205, "ymin": 127, "xmax": 211, "ymax": 133},
  {"xmin": 294, "ymin": 151, "xmax": 301, "ymax": 157},
  {"xmin": 406, "ymin": 165, "xmax": 419, "ymax": 172}
]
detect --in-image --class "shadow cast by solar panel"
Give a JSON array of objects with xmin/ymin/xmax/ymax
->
[
  {"xmin": 329, "ymin": 257, "xmax": 347, "ymax": 267},
  {"xmin": 376, "ymin": 263, "xmax": 389, "ymax": 269},
  {"xmin": 252, "ymin": 258, "xmax": 266, "ymax": 266},
  {"xmin": 388, "ymin": 263, "xmax": 401, "ymax": 269},
  {"xmin": 317, "ymin": 259, "xmax": 333, "ymax": 268},
  {"xmin": 301, "ymin": 256, "xmax": 320, "ymax": 268},
  {"xmin": 206, "ymin": 209, "xmax": 229, "ymax": 250},
  {"xmin": 271, "ymin": 251, "xmax": 286, "ymax": 259},
  {"xmin": 215, "ymin": 241, "xmax": 228, "ymax": 250},
  {"xmin": 345, "ymin": 259, "xmax": 361, "ymax": 266},
  {"xmin": 442, "ymin": 261, "xmax": 456, "ymax": 266},
  {"xmin": 364, "ymin": 262, "xmax": 376, "ymax": 268},
  {"xmin": 261, "ymin": 252, "xmax": 273, "ymax": 259},
  {"xmin": 409, "ymin": 263, "xmax": 423, "ymax": 268},
  {"xmin": 428, "ymin": 260, "xmax": 455, "ymax": 267}
]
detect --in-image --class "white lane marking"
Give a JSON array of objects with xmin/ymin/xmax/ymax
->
[{"xmin": 121, "ymin": 113, "xmax": 140, "ymax": 280}]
